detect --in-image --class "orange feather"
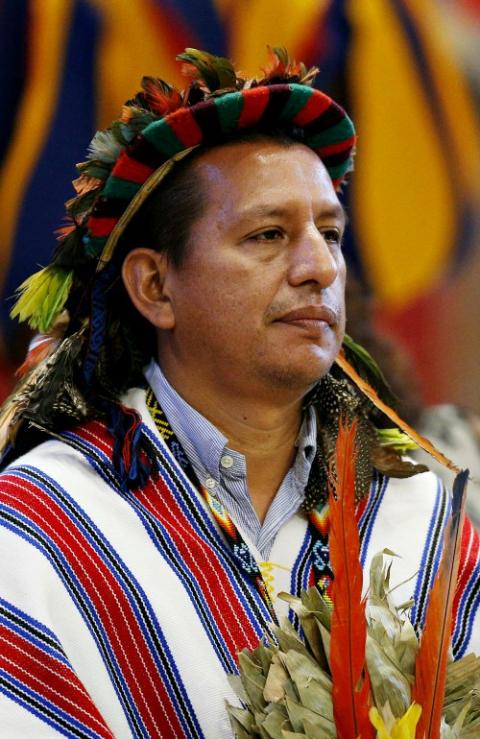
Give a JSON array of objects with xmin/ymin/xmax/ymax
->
[
  {"xmin": 412, "ymin": 470, "xmax": 469, "ymax": 739},
  {"xmin": 15, "ymin": 335, "xmax": 59, "ymax": 378},
  {"xmin": 328, "ymin": 417, "xmax": 374, "ymax": 739},
  {"xmin": 335, "ymin": 351, "xmax": 460, "ymax": 474}
]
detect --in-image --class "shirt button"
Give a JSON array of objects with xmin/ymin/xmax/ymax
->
[
  {"xmin": 205, "ymin": 476, "xmax": 217, "ymax": 490},
  {"xmin": 220, "ymin": 455, "xmax": 234, "ymax": 469}
]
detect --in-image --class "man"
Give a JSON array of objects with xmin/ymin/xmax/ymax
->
[{"xmin": 0, "ymin": 49, "xmax": 479, "ymax": 738}]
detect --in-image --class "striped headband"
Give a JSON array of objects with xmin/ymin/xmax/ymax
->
[{"xmin": 89, "ymin": 83, "xmax": 355, "ymax": 268}]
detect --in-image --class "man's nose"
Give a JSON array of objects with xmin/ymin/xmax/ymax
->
[{"xmin": 287, "ymin": 227, "xmax": 339, "ymax": 288}]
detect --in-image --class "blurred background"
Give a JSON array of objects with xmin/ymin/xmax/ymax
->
[{"xmin": 0, "ymin": 0, "xmax": 479, "ymax": 415}]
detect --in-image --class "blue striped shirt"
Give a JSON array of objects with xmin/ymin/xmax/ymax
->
[{"xmin": 145, "ymin": 360, "xmax": 317, "ymax": 558}]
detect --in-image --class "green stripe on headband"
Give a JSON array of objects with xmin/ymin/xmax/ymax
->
[
  {"xmin": 278, "ymin": 84, "xmax": 315, "ymax": 121},
  {"xmin": 143, "ymin": 119, "xmax": 186, "ymax": 158},
  {"xmin": 102, "ymin": 177, "xmax": 142, "ymax": 201},
  {"xmin": 327, "ymin": 160, "xmax": 353, "ymax": 180},
  {"xmin": 85, "ymin": 236, "xmax": 108, "ymax": 258},
  {"xmin": 305, "ymin": 116, "xmax": 355, "ymax": 149},
  {"xmin": 214, "ymin": 94, "xmax": 245, "ymax": 133}
]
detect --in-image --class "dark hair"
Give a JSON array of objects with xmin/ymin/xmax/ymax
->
[{"xmin": 119, "ymin": 149, "xmax": 207, "ymax": 267}]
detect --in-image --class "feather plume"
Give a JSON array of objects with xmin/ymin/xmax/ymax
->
[
  {"xmin": 412, "ymin": 469, "xmax": 469, "ymax": 739},
  {"xmin": 71, "ymin": 173, "xmax": 103, "ymax": 196},
  {"xmin": 141, "ymin": 76, "xmax": 183, "ymax": 115},
  {"xmin": 15, "ymin": 311, "xmax": 68, "ymax": 378},
  {"xmin": 328, "ymin": 416, "xmax": 374, "ymax": 739},
  {"xmin": 54, "ymin": 220, "xmax": 77, "ymax": 241},
  {"xmin": 86, "ymin": 129, "xmax": 123, "ymax": 164},
  {"xmin": 335, "ymin": 350, "xmax": 461, "ymax": 474},
  {"xmin": 10, "ymin": 266, "xmax": 73, "ymax": 334},
  {"xmin": 261, "ymin": 46, "xmax": 318, "ymax": 86},
  {"xmin": 177, "ymin": 48, "xmax": 237, "ymax": 92}
]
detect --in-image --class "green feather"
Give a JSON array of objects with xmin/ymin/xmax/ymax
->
[
  {"xmin": 177, "ymin": 48, "xmax": 237, "ymax": 92},
  {"xmin": 376, "ymin": 427, "xmax": 419, "ymax": 455},
  {"xmin": 342, "ymin": 333, "xmax": 397, "ymax": 406},
  {"xmin": 66, "ymin": 189, "xmax": 98, "ymax": 218},
  {"xmin": 10, "ymin": 266, "xmax": 73, "ymax": 333},
  {"xmin": 272, "ymin": 46, "xmax": 289, "ymax": 66},
  {"xmin": 76, "ymin": 160, "xmax": 112, "ymax": 180}
]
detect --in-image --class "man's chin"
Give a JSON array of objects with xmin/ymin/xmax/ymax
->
[{"xmin": 259, "ymin": 358, "xmax": 336, "ymax": 394}]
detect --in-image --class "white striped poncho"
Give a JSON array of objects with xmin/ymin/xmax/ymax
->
[{"xmin": 0, "ymin": 387, "xmax": 479, "ymax": 738}]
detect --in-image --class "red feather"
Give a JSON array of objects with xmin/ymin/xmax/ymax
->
[
  {"xmin": 328, "ymin": 417, "xmax": 374, "ymax": 739},
  {"xmin": 412, "ymin": 470, "xmax": 469, "ymax": 739},
  {"xmin": 141, "ymin": 77, "xmax": 183, "ymax": 116}
]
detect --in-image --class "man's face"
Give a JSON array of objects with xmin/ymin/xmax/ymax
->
[{"xmin": 160, "ymin": 139, "xmax": 347, "ymax": 400}]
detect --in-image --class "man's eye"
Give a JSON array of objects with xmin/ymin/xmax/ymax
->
[
  {"xmin": 321, "ymin": 228, "xmax": 342, "ymax": 245},
  {"xmin": 250, "ymin": 228, "xmax": 283, "ymax": 242}
]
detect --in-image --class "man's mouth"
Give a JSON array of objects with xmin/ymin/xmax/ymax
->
[{"xmin": 275, "ymin": 305, "xmax": 338, "ymax": 332}]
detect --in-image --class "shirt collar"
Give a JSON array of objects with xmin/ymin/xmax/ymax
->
[{"xmin": 144, "ymin": 359, "xmax": 317, "ymax": 481}]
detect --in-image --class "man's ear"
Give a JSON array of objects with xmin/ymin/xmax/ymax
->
[{"xmin": 121, "ymin": 248, "xmax": 175, "ymax": 330}]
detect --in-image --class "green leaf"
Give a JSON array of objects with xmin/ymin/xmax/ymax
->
[
  {"xmin": 285, "ymin": 697, "xmax": 335, "ymax": 736},
  {"xmin": 239, "ymin": 650, "xmax": 267, "ymax": 711},
  {"xmin": 366, "ymin": 633, "xmax": 411, "ymax": 718},
  {"xmin": 263, "ymin": 654, "xmax": 289, "ymax": 703}
]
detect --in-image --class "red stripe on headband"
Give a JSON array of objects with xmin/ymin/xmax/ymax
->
[
  {"xmin": 292, "ymin": 91, "xmax": 331, "ymax": 126},
  {"xmin": 167, "ymin": 108, "xmax": 203, "ymax": 147},
  {"xmin": 238, "ymin": 87, "xmax": 270, "ymax": 128},
  {"xmin": 111, "ymin": 151, "xmax": 155, "ymax": 185},
  {"xmin": 88, "ymin": 217, "xmax": 118, "ymax": 238},
  {"xmin": 314, "ymin": 135, "xmax": 356, "ymax": 157}
]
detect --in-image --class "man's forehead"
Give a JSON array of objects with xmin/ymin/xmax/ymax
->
[{"xmin": 192, "ymin": 139, "xmax": 343, "ymax": 216}]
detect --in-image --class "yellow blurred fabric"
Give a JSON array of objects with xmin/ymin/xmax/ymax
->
[
  {"xmin": 224, "ymin": 0, "xmax": 328, "ymax": 75},
  {"xmin": 348, "ymin": 0, "xmax": 480, "ymax": 307}
]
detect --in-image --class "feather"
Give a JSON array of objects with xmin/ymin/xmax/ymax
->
[
  {"xmin": 375, "ymin": 427, "xmax": 419, "ymax": 455},
  {"xmin": 86, "ymin": 129, "xmax": 123, "ymax": 164},
  {"xmin": 177, "ymin": 48, "xmax": 237, "ymax": 92},
  {"xmin": 412, "ymin": 469, "xmax": 469, "ymax": 739},
  {"xmin": 15, "ymin": 336, "xmax": 57, "ymax": 378},
  {"xmin": 72, "ymin": 173, "xmax": 103, "ymax": 196},
  {"xmin": 10, "ymin": 266, "xmax": 73, "ymax": 334},
  {"xmin": 141, "ymin": 76, "xmax": 183, "ymax": 115},
  {"xmin": 328, "ymin": 416, "xmax": 375, "ymax": 739},
  {"xmin": 261, "ymin": 45, "xmax": 318, "ymax": 86},
  {"xmin": 335, "ymin": 350, "xmax": 461, "ymax": 474},
  {"xmin": 342, "ymin": 333, "xmax": 397, "ymax": 407}
]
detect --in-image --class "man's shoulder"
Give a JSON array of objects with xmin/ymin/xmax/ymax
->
[
  {"xmin": 364, "ymin": 465, "xmax": 450, "ymax": 540},
  {"xmin": 0, "ymin": 417, "xmax": 115, "ymax": 488},
  {"xmin": 0, "ymin": 387, "xmax": 151, "ymax": 480}
]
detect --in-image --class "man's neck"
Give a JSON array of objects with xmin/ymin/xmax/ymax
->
[{"xmin": 158, "ymin": 362, "xmax": 305, "ymax": 523}]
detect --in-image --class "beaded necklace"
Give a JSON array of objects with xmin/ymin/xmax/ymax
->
[{"xmin": 145, "ymin": 387, "xmax": 334, "ymax": 620}]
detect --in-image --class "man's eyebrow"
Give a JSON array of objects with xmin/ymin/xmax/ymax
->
[
  {"xmin": 236, "ymin": 202, "xmax": 349, "ymax": 227},
  {"xmin": 321, "ymin": 203, "xmax": 349, "ymax": 228},
  {"xmin": 236, "ymin": 205, "xmax": 291, "ymax": 220}
]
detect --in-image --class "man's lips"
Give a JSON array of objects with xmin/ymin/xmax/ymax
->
[{"xmin": 275, "ymin": 305, "xmax": 338, "ymax": 327}]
